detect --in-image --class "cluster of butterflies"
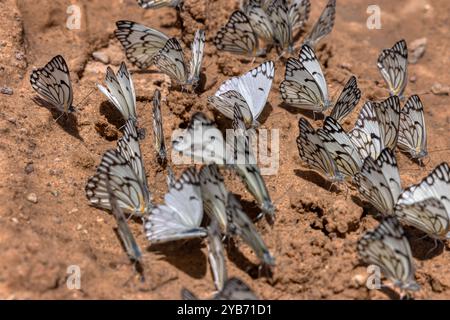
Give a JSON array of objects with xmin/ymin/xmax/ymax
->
[{"xmin": 27, "ymin": 0, "xmax": 448, "ymax": 300}]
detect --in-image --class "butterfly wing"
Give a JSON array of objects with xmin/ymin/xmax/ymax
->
[
  {"xmin": 303, "ymin": 0, "xmax": 336, "ymax": 48},
  {"xmin": 213, "ymin": 11, "xmax": 258, "ymax": 56},
  {"xmin": 214, "ymin": 277, "xmax": 259, "ymax": 300},
  {"xmin": 289, "ymin": 0, "xmax": 311, "ymax": 30},
  {"xmin": 153, "ymin": 38, "xmax": 188, "ymax": 84},
  {"xmin": 208, "ymin": 90, "xmax": 254, "ymax": 126},
  {"xmin": 398, "ymin": 95, "xmax": 427, "ymax": 159},
  {"xmin": 30, "ymin": 55, "xmax": 74, "ymax": 114},
  {"xmin": 267, "ymin": 0, "xmax": 292, "ymax": 51},
  {"xmin": 152, "ymin": 89, "xmax": 167, "ymax": 163},
  {"xmin": 358, "ymin": 216, "xmax": 419, "ymax": 291},
  {"xmin": 373, "ymin": 95, "xmax": 400, "ymax": 151},
  {"xmin": 206, "ymin": 220, "xmax": 228, "ymax": 291},
  {"xmin": 137, "ymin": 0, "xmax": 182, "ymax": 9},
  {"xmin": 377, "ymin": 39, "xmax": 408, "ymax": 97},
  {"xmin": 244, "ymin": 3, "xmax": 274, "ymax": 42},
  {"xmin": 145, "ymin": 168, "xmax": 207, "ymax": 243},
  {"xmin": 297, "ymin": 117, "xmax": 343, "ymax": 182},
  {"xmin": 115, "ymin": 20, "xmax": 169, "ymax": 69},
  {"xmin": 329, "ymin": 76, "xmax": 361, "ymax": 124},
  {"xmin": 188, "ymin": 29, "xmax": 206, "ymax": 86}
]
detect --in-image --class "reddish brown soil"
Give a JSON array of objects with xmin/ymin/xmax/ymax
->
[{"xmin": 0, "ymin": 0, "xmax": 449, "ymax": 299}]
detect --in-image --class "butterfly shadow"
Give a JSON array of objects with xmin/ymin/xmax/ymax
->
[
  {"xmin": 112, "ymin": 228, "xmax": 145, "ymax": 281},
  {"xmin": 278, "ymin": 102, "xmax": 325, "ymax": 121},
  {"xmin": 148, "ymin": 238, "xmax": 207, "ymax": 279},
  {"xmin": 406, "ymin": 227, "xmax": 444, "ymax": 260},
  {"xmin": 294, "ymin": 168, "xmax": 339, "ymax": 193},
  {"xmin": 32, "ymin": 96, "xmax": 83, "ymax": 141},
  {"xmin": 99, "ymin": 101, "xmax": 126, "ymax": 130}
]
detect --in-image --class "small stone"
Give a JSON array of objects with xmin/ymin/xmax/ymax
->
[
  {"xmin": 76, "ymin": 224, "xmax": 83, "ymax": 231},
  {"xmin": 409, "ymin": 38, "xmax": 427, "ymax": 64},
  {"xmin": 15, "ymin": 51, "xmax": 25, "ymax": 60},
  {"xmin": 50, "ymin": 190, "xmax": 59, "ymax": 197},
  {"xmin": 430, "ymin": 277, "xmax": 444, "ymax": 293},
  {"xmin": 431, "ymin": 83, "xmax": 449, "ymax": 96},
  {"xmin": 26, "ymin": 193, "xmax": 38, "ymax": 203},
  {"xmin": 96, "ymin": 217, "xmax": 104, "ymax": 223},
  {"xmin": 7, "ymin": 117, "xmax": 16, "ymax": 124},
  {"xmin": 339, "ymin": 62, "xmax": 352, "ymax": 72},
  {"xmin": 69, "ymin": 208, "xmax": 79, "ymax": 214},
  {"xmin": 11, "ymin": 217, "xmax": 19, "ymax": 224},
  {"xmin": 1, "ymin": 87, "xmax": 13, "ymax": 95},
  {"xmin": 92, "ymin": 51, "xmax": 110, "ymax": 64},
  {"xmin": 410, "ymin": 75, "xmax": 417, "ymax": 83},
  {"xmin": 351, "ymin": 274, "xmax": 367, "ymax": 288},
  {"xmin": 24, "ymin": 162, "xmax": 34, "ymax": 174}
]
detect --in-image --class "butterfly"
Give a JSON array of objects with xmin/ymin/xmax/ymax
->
[
  {"xmin": 145, "ymin": 167, "xmax": 207, "ymax": 243},
  {"xmin": 280, "ymin": 44, "xmax": 331, "ymax": 112},
  {"xmin": 137, "ymin": 0, "xmax": 182, "ymax": 9},
  {"xmin": 181, "ymin": 277, "xmax": 259, "ymax": 300},
  {"xmin": 377, "ymin": 39, "xmax": 408, "ymax": 98},
  {"xmin": 85, "ymin": 120, "xmax": 152, "ymax": 217},
  {"xmin": 297, "ymin": 117, "xmax": 344, "ymax": 182},
  {"xmin": 208, "ymin": 61, "xmax": 274, "ymax": 127},
  {"xmin": 317, "ymin": 116, "xmax": 363, "ymax": 179},
  {"xmin": 357, "ymin": 216, "xmax": 420, "ymax": 293},
  {"xmin": 397, "ymin": 95, "xmax": 427, "ymax": 160},
  {"xmin": 395, "ymin": 162, "xmax": 450, "ymax": 239},
  {"xmin": 206, "ymin": 220, "xmax": 228, "ymax": 291},
  {"xmin": 30, "ymin": 55, "xmax": 74, "ymax": 115},
  {"xmin": 115, "ymin": 20, "xmax": 170, "ymax": 69},
  {"xmin": 329, "ymin": 76, "xmax": 361, "ymax": 124},
  {"xmin": 97, "ymin": 62, "xmax": 137, "ymax": 124},
  {"xmin": 226, "ymin": 193, "xmax": 275, "ymax": 266},
  {"xmin": 349, "ymin": 96, "xmax": 400, "ymax": 160},
  {"xmin": 303, "ymin": 0, "xmax": 336, "ymax": 48},
  {"xmin": 152, "ymin": 29, "xmax": 205, "ymax": 87},
  {"xmin": 106, "ymin": 180, "xmax": 142, "ymax": 262},
  {"xmin": 213, "ymin": 10, "xmax": 259, "ymax": 56},
  {"xmin": 354, "ymin": 148, "xmax": 402, "ymax": 215},
  {"xmin": 152, "ymin": 89, "xmax": 167, "ymax": 163}
]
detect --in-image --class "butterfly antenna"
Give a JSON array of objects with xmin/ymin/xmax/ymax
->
[
  {"xmin": 74, "ymin": 88, "xmax": 96, "ymax": 111},
  {"xmin": 53, "ymin": 112, "xmax": 66, "ymax": 123}
]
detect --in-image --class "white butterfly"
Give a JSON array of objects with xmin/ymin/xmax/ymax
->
[
  {"xmin": 329, "ymin": 76, "xmax": 361, "ymax": 124},
  {"xmin": 30, "ymin": 55, "xmax": 74, "ymax": 115},
  {"xmin": 182, "ymin": 277, "xmax": 259, "ymax": 300},
  {"xmin": 145, "ymin": 167, "xmax": 207, "ymax": 243},
  {"xmin": 152, "ymin": 29, "xmax": 205, "ymax": 87},
  {"xmin": 137, "ymin": 0, "xmax": 182, "ymax": 9},
  {"xmin": 357, "ymin": 216, "xmax": 420, "ymax": 293},
  {"xmin": 86, "ymin": 120, "xmax": 152, "ymax": 217},
  {"xmin": 115, "ymin": 20, "xmax": 169, "ymax": 69},
  {"xmin": 349, "ymin": 96, "xmax": 400, "ymax": 160},
  {"xmin": 213, "ymin": 10, "xmax": 259, "ymax": 56},
  {"xmin": 397, "ymin": 95, "xmax": 427, "ymax": 160},
  {"xmin": 303, "ymin": 0, "xmax": 336, "ymax": 48},
  {"xmin": 317, "ymin": 116, "xmax": 363, "ymax": 179},
  {"xmin": 280, "ymin": 44, "xmax": 330, "ymax": 112},
  {"xmin": 226, "ymin": 193, "xmax": 275, "ymax": 266},
  {"xmin": 377, "ymin": 39, "xmax": 408, "ymax": 98},
  {"xmin": 395, "ymin": 162, "xmax": 450, "ymax": 239},
  {"xmin": 208, "ymin": 60, "xmax": 274, "ymax": 127},
  {"xmin": 354, "ymin": 148, "xmax": 402, "ymax": 215},
  {"xmin": 297, "ymin": 117, "xmax": 344, "ymax": 182},
  {"xmin": 152, "ymin": 89, "xmax": 167, "ymax": 163},
  {"xmin": 106, "ymin": 180, "xmax": 142, "ymax": 262},
  {"xmin": 97, "ymin": 62, "xmax": 137, "ymax": 123},
  {"xmin": 206, "ymin": 220, "xmax": 228, "ymax": 291}
]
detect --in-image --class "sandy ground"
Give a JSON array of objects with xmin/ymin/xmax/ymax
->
[{"xmin": 0, "ymin": 0, "xmax": 449, "ymax": 299}]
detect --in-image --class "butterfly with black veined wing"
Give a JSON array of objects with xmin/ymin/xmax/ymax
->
[
  {"xmin": 181, "ymin": 277, "xmax": 259, "ymax": 300},
  {"xmin": 297, "ymin": 117, "xmax": 344, "ymax": 183},
  {"xmin": 106, "ymin": 179, "xmax": 142, "ymax": 263},
  {"xmin": 303, "ymin": 0, "xmax": 336, "ymax": 49},
  {"xmin": 114, "ymin": 20, "xmax": 170, "ymax": 69},
  {"xmin": 85, "ymin": 120, "xmax": 152, "ymax": 217},
  {"xmin": 137, "ymin": 0, "xmax": 182, "ymax": 9},
  {"xmin": 377, "ymin": 39, "xmax": 408, "ymax": 98},
  {"xmin": 152, "ymin": 89, "xmax": 167, "ymax": 164},
  {"xmin": 30, "ymin": 55, "xmax": 74, "ymax": 115},
  {"xmin": 208, "ymin": 60, "xmax": 275, "ymax": 128},
  {"xmin": 395, "ymin": 162, "xmax": 450, "ymax": 240},
  {"xmin": 328, "ymin": 76, "xmax": 361, "ymax": 124},
  {"xmin": 357, "ymin": 216, "xmax": 420, "ymax": 293},
  {"xmin": 152, "ymin": 29, "xmax": 205, "ymax": 87},
  {"xmin": 280, "ymin": 44, "xmax": 330, "ymax": 112},
  {"xmin": 144, "ymin": 167, "xmax": 207, "ymax": 244},
  {"xmin": 349, "ymin": 96, "xmax": 400, "ymax": 160},
  {"xmin": 213, "ymin": 11, "xmax": 260, "ymax": 56},
  {"xmin": 397, "ymin": 95, "xmax": 427, "ymax": 161},
  {"xmin": 97, "ymin": 62, "xmax": 138, "ymax": 125},
  {"xmin": 354, "ymin": 148, "xmax": 402, "ymax": 215},
  {"xmin": 206, "ymin": 219, "xmax": 228, "ymax": 291}
]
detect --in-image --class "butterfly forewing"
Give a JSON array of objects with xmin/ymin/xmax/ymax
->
[
  {"xmin": 206, "ymin": 220, "xmax": 228, "ymax": 291},
  {"xmin": 188, "ymin": 29, "xmax": 206, "ymax": 86},
  {"xmin": 153, "ymin": 38, "xmax": 189, "ymax": 84},
  {"xmin": 377, "ymin": 39, "xmax": 408, "ymax": 98},
  {"xmin": 329, "ymin": 76, "xmax": 361, "ymax": 124},
  {"xmin": 303, "ymin": 0, "xmax": 336, "ymax": 48},
  {"xmin": 373, "ymin": 95, "xmax": 401, "ymax": 151},
  {"xmin": 152, "ymin": 89, "xmax": 167, "ymax": 163},
  {"xmin": 398, "ymin": 95, "xmax": 427, "ymax": 159}
]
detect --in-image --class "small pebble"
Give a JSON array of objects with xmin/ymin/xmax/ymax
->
[
  {"xmin": 11, "ymin": 218, "xmax": 19, "ymax": 224},
  {"xmin": 410, "ymin": 75, "xmax": 417, "ymax": 83},
  {"xmin": 92, "ymin": 51, "xmax": 110, "ymax": 64},
  {"xmin": 96, "ymin": 217, "xmax": 104, "ymax": 223},
  {"xmin": 409, "ymin": 37, "xmax": 427, "ymax": 64},
  {"xmin": 26, "ymin": 193, "xmax": 38, "ymax": 203},
  {"xmin": 76, "ymin": 224, "xmax": 83, "ymax": 231},
  {"xmin": 24, "ymin": 162, "xmax": 34, "ymax": 174},
  {"xmin": 69, "ymin": 208, "xmax": 79, "ymax": 214},
  {"xmin": 431, "ymin": 83, "xmax": 449, "ymax": 96},
  {"xmin": 51, "ymin": 190, "xmax": 59, "ymax": 197},
  {"xmin": 1, "ymin": 87, "xmax": 13, "ymax": 95}
]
